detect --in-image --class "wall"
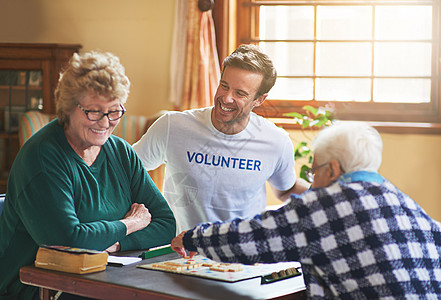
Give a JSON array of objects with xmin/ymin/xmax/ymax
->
[
  {"xmin": 2, "ymin": 0, "xmax": 440, "ymax": 221},
  {"xmin": 380, "ymin": 132, "xmax": 441, "ymax": 220},
  {"xmin": 0, "ymin": 0, "xmax": 176, "ymax": 116}
]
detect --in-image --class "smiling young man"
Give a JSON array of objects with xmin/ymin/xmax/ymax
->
[{"xmin": 133, "ymin": 44, "xmax": 310, "ymax": 233}]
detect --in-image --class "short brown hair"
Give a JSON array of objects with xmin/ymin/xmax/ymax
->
[{"xmin": 222, "ymin": 44, "xmax": 277, "ymax": 98}]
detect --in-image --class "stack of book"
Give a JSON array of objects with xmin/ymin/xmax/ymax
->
[{"xmin": 34, "ymin": 245, "xmax": 108, "ymax": 274}]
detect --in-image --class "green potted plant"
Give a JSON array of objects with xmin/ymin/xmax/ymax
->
[{"xmin": 284, "ymin": 105, "xmax": 335, "ymax": 182}]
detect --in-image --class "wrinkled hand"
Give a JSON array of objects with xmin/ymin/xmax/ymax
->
[
  {"xmin": 121, "ymin": 203, "xmax": 151, "ymax": 235},
  {"xmin": 171, "ymin": 231, "xmax": 197, "ymax": 258},
  {"xmin": 105, "ymin": 242, "xmax": 121, "ymax": 253}
]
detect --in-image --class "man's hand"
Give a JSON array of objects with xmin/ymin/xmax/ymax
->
[{"xmin": 171, "ymin": 231, "xmax": 197, "ymax": 258}]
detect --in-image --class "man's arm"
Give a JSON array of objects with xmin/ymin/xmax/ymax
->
[
  {"xmin": 132, "ymin": 113, "xmax": 169, "ymax": 171},
  {"xmin": 271, "ymin": 177, "xmax": 310, "ymax": 202}
]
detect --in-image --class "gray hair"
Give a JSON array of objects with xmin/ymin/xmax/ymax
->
[
  {"xmin": 55, "ymin": 51, "xmax": 130, "ymax": 128},
  {"xmin": 311, "ymin": 121, "xmax": 383, "ymax": 173}
]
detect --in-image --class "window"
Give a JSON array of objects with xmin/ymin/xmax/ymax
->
[{"xmin": 232, "ymin": 0, "xmax": 441, "ymax": 125}]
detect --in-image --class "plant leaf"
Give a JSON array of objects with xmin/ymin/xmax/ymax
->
[
  {"xmin": 314, "ymin": 117, "xmax": 328, "ymax": 128},
  {"xmin": 294, "ymin": 141, "xmax": 311, "ymax": 160},
  {"xmin": 302, "ymin": 119, "xmax": 310, "ymax": 128},
  {"xmin": 284, "ymin": 112, "xmax": 304, "ymax": 118},
  {"xmin": 300, "ymin": 165, "xmax": 312, "ymax": 182},
  {"xmin": 303, "ymin": 105, "xmax": 318, "ymax": 116}
]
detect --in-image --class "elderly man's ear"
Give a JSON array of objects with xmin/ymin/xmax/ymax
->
[{"xmin": 328, "ymin": 160, "xmax": 343, "ymax": 181}]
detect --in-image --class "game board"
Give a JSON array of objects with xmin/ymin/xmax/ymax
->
[{"xmin": 137, "ymin": 255, "xmax": 302, "ymax": 282}]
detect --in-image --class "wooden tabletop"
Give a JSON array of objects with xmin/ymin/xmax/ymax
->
[{"xmin": 20, "ymin": 251, "xmax": 306, "ymax": 300}]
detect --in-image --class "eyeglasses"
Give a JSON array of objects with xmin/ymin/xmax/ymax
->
[
  {"xmin": 77, "ymin": 103, "xmax": 126, "ymax": 121},
  {"xmin": 305, "ymin": 162, "xmax": 328, "ymax": 183}
]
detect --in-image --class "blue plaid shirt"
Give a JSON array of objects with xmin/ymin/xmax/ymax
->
[{"xmin": 183, "ymin": 171, "xmax": 441, "ymax": 299}]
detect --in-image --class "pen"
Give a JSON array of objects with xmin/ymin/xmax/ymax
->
[{"xmin": 139, "ymin": 244, "xmax": 174, "ymax": 259}]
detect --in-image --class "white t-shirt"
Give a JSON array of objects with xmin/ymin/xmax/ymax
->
[{"xmin": 133, "ymin": 107, "xmax": 296, "ymax": 232}]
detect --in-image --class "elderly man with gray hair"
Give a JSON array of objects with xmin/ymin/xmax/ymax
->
[{"xmin": 171, "ymin": 121, "xmax": 441, "ymax": 299}]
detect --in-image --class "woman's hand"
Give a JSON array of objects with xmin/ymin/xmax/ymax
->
[
  {"xmin": 105, "ymin": 242, "xmax": 121, "ymax": 253},
  {"xmin": 120, "ymin": 203, "xmax": 152, "ymax": 235},
  {"xmin": 171, "ymin": 231, "xmax": 197, "ymax": 258}
]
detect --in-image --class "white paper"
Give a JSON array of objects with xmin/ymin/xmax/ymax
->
[{"xmin": 107, "ymin": 255, "xmax": 142, "ymax": 266}]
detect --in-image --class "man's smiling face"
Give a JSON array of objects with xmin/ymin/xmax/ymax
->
[{"xmin": 211, "ymin": 66, "xmax": 267, "ymax": 135}]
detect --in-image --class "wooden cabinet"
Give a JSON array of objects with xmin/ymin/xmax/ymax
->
[{"xmin": 0, "ymin": 43, "xmax": 82, "ymax": 192}]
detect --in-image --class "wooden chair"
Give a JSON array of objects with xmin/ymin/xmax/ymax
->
[
  {"xmin": 18, "ymin": 111, "xmax": 54, "ymax": 147},
  {"xmin": 18, "ymin": 110, "xmax": 166, "ymax": 191}
]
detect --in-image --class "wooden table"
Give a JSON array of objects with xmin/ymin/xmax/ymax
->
[{"xmin": 20, "ymin": 251, "xmax": 306, "ymax": 300}]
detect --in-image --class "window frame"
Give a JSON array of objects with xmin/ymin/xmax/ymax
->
[{"xmin": 214, "ymin": 0, "xmax": 441, "ymax": 133}]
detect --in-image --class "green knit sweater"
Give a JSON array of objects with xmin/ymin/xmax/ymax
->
[{"xmin": 0, "ymin": 120, "xmax": 176, "ymax": 299}]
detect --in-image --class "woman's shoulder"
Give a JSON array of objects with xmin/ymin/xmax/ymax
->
[
  {"xmin": 107, "ymin": 134, "xmax": 132, "ymax": 150},
  {"xmin": 105, "ymin": 135, "xmax": 138, "ymax": 163},
  {"xmin": 19, "ymin": 121, "xmax": 65, "ymax": 158},
  {"xmin": 10, "ymin": 121, "xmax": 75, "ymax": 185}
]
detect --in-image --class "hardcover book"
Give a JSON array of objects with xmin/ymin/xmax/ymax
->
[{"xmin": 34, "ymin": 245, "xmax": 108, "ymax": 274}]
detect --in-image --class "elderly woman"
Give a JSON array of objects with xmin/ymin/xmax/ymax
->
[
  {"xmin": 0, "ymin": 51, "xmax": 176, "ymax": 299},
  {"xmin": 171, "ymin": 121, "xmax": 441, "ymax": 299}
]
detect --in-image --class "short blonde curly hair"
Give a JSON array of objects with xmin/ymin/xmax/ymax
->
[{"xmin": 55, "ymin": 51, "xmax": 130, "ymax": 128}]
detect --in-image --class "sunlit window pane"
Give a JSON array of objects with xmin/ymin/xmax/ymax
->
[
  {"xmin": 260, "ymin": 42, "xmax": 314, "ymax": 76},
  {"xmin": 317, "ymin": 43, "xmax": 371, "ymax": 76},
  {"xmin": 375, "ymin": 6, "xmax": 432, "ymax": 40},
  {"xmin": 250, "ymin": 1, "xmax": 438, "ymax": 121},
  {"xmin": 316, "ymin": 78, "xmax": 371, "ymax": 101},
  {"xmin": 374, "ymin": 79, "xmax": 431, "ymax": 103},
  {"xmin": 317, "ymin": 6, "xmax": 372, "ymax": 40},
  {"xmin": 375, "ymin": 42, "xmax": 432, "ymax": 76},
  {"xmin": 269, "ymin": 78, "xmax": 313, "ymax": 100},
  {"xmin": 260, "ymin": 6, "xmax": 314, "ymax": 40}
]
